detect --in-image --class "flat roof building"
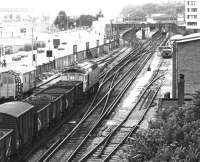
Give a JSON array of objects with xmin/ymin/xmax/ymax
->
[
  {"xmin": 173, "ymin": 33, "xmax": 200, "ymax": 98},
  {"xmin": 185, "ymin": 0, "xmax": 200, "ymax": 31}
]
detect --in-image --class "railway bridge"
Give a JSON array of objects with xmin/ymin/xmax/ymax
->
[{"xmin": 105, "ymin": 22, "xmax": 186, "ymax": 45}]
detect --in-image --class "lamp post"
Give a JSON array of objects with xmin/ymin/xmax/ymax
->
[
  {"xmin": 0, "ymin": 46, "xmax": 2, "ymax": 66},
  {"xmin": 32, "ymin": 25, "xmax": 38, "ymax": 67},
  {"xmin": 1, "ymin": 46, "xmax": 6, "ymax": 67},
  {"xmin": 32, "ymin": 27, "xmax": 34, "ymax": 66}
]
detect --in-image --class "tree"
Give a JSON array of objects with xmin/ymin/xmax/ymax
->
[
  {"xmin": 54, "ymin": 11, "xmax": 68, "ymax": 30},
  {"xmin": 120, "ymin": 2, "xmax": 184, "ymax": 19},
  {"xmin": 76, "ymin": 15, "xmax": 96, "ymax": 27},
  {"xmin": 121, "ymin": 91, "xmax": 200, "ymax": 161},
  {"xmin": 96, "ymin": 10, "xmax": 104, "ymax": 20}
]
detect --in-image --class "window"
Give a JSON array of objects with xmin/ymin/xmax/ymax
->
[
  {"xmin": 187, "ymin": 15, "xmax": 197, "ymax": 19},
  {"xmin": 191, "ymin": 8, "xmax": 197, "ymax": 12},
  {"xmin": 187, "ymin": 22, "xmax": 197, "ymax": 26},
  {"xmin": 187, "ymin": 1, "xmax": 197, "ymax": 5},
  {"xmin": 7, "ymin": 77, "xmax": 14, "ymax": 84},
  {"xmin": 67, "ymin": 73, "xmax": 84, "ymax": 81},
  {"xmin": 70, "ymin": 75, "xmax": 75, "ymax": 80},
  {"xmin": 2, "ymin": 76, "xmax": 7, "ymax": 84}
]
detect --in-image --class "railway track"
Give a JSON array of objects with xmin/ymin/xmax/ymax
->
[
  {"xmin": 24, "ymin": 47, "xmax": 127, "ymax": 98},
  {"xmin": 62, "ymin": 38, "xmax": 165, "ymax": 162},
  {"xmin": 20, "ymin": 46, "xmax": 137, "ymax": 162},
  {"xmin": 36, "ymin": 33, "xmax": 166, "ymax": 162},
  {"xmin": 79, "ymin": 71, "xmax": 164, "ymax": 162},
  {"xmin": 37, "ymin": 51, "xmax": 142, "ymax": 162}
]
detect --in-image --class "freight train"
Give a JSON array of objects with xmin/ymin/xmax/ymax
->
[
  {"xmin": 0, "ymin": 60, "xmax": 100, "ymax": 161},
  {"xmin": 0, "ymin": 63, "xmax": 54, "ymax": 102},
  {"xmin": 0, "ymin": 39, "xmax": 118, "ymax": 102}
]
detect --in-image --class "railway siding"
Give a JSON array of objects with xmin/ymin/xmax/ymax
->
[
  {"xmin": 26, "ymin": 33, "xmax": 167, "ymax": 162},
  {"xmin": 76, "ymin": 35, "xmax": 167, "ymax": 162}
]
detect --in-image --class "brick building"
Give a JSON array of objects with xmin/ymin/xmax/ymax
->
[{"xmin": 173, "ymin": 33, "xmax": 200, "ymax": 98}]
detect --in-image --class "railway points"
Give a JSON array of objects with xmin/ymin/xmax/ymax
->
[
  {"xmin": 1, "ymin": 1, "xmax": 200, "ymax": 161},
  {"xmin": 23, "ymin": 31, "xmax": 166, "ymax": 162},
  {"xmin": 0, "ymin": 11, "xmax": 189, "ymax": 162}
]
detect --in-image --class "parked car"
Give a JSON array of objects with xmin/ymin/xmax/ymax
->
[
  {"xmin": 58, "ymin": 45, "xmax": 66, "ymax": 51},
  {"xmin": 12, "ymin": 55, "xmax": 21, "ymax": 61},
  {"xmin": 37, "ymin": 48, "xmax": 46, "ymax": 54},
  {"xmin": 61, "ymin": 42, "xmax": 67, "ymax": 45}
]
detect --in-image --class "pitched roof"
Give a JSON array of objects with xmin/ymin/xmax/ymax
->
[{"xmin": 176, "ymin": 33, "xmax": 200, "ymax": 43}]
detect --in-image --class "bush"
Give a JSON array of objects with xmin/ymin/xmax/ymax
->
[
  {"xmin": 124, "ymin": 92, "xmax": 200, "ymax": 161},
  {"xmin": 24, "ymin": 44, "xmax": 32, "ymax": 51},
  {"xmin": 18, "ymin": 47, "xmax": 24, "ymax": 51}
]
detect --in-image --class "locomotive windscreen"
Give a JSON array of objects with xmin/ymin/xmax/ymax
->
[{"xmin": 63, "ymin": 68, "xmax": 86, "ymax": 74}]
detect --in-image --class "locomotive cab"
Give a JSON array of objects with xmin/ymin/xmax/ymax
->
[
  {"xmin": 161, "ymin": 46, "xmax": 172, "ymax": 58},
  {"xmin": 0, "ymin": 69, "xmax": 22, "ymax": 100},
  {"xmin": 61, "ymin": 60, "xmax": 100, "ymax": 92},
  {"xmin": 0, "ymin": 65, "xmax": 36, "ymax": 100},
  {"xmin": 14, "ymin": 65, "xmax": 36, "ymax": 93}
]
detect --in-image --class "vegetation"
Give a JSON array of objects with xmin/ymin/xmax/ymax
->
[
  {"xmin": 54, "ymin": 10, "xmax": 103, "ymax": 31},
  {"xmin": 121, "ymin": 2, "xmax": 184, "ymax": 19},
  {"xmin": 123, "ymin": 92, "xmax": 200, "ymax": 161},
  {"xmin": 23, "ymin": 41, "xmax": 46, "ymax": 51},
  {"xmin": 54, "ymin": 11, "xmax": 71, "ymax": 30}
]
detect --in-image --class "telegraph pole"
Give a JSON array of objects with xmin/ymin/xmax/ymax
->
[
  {"xmin": 0, "ymin": 46, "xmax": 1, "ymax": 64},
  {"xmin": 32, "ymin": 27, "xmax": 34, "ymax": 66}
]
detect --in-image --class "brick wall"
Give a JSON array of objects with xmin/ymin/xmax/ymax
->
[{"xmin": 175, "ymin": 40, "xmax": 200, "ymax": 95}]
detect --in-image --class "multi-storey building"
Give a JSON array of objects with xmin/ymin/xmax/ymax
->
[{"xmin": 185, "ymin": 0, "xmax": 200, "ymax": 31}]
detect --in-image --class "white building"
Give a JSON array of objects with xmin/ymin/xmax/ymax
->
[
  {"xmin": 185, "ymin": 0, "xmax": 200, "ymax": 30},
  {"xmin": 0, "ymin": 8, "xmax": 54, "ymax": 38}
]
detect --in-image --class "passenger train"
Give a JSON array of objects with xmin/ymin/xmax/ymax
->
[{"xmin": 0, "ymin": 60, "xmax": 100, "ymax": 161}]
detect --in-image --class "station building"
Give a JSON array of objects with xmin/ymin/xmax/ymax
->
[{"xmin": 172, "ymin": 33, "xmax": 200, "ymax": 99}]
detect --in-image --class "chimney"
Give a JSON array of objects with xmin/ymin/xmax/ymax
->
[{"xmin": 178, "ymin": 74, "xmax": 185, "ymax": 106}]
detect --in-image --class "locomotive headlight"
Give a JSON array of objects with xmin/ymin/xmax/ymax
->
[{"xmin": 88, "ymin": 68, "xmax": 92, "ymax": 72}]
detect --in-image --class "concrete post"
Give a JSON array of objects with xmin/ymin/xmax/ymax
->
[
  {"xmin": 96, "ymin": 40, "xmax": 99, "ymax": 56},
  {"xmin": 86, "ymin": 42, "xmax": 89, "ymax": 50},
  {"xmin": 86, "ymin": 42, "xmax": 92, "ymax": 59},
  {"xmin": 142, "ymin": 29, "xmax": 145, "ymax": 39},
  {"xmin": 73, "ymin": 44, "xmax": 77, "ymax": 62}
]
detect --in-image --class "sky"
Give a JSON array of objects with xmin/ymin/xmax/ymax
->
[{"xmin": 1, "ymin": 0, "xmax": 183, "ymax": 19}]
